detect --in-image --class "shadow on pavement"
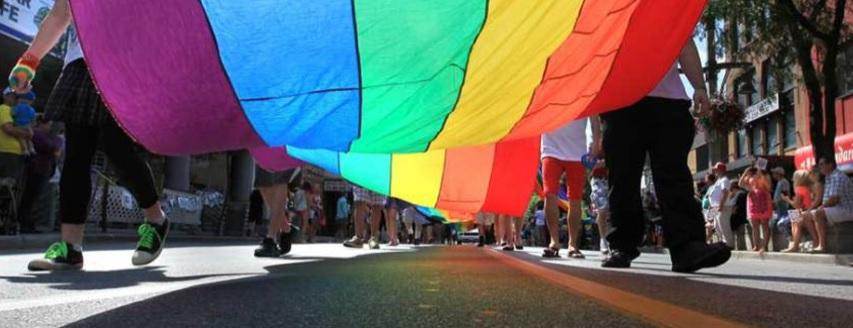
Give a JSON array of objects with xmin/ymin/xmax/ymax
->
[{"xmin": 0, "ymin": 266, "xmax": 249, "ymax": 291}]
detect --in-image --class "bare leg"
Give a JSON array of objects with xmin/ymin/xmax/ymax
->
[
  {"xmin": 370, "ymin": 205, "xmax": 382, "ymax": 241},
  {"xmin": 750, "ymin": 220, "xmax": 761, "ymax": 252},
  {"xmin": 61, "ymin": 224, "xmax": 85, "ymax": 246},
  {"xmin": 514, "ymin": 217, "xmax": 523, "ymax": 246},
  {"xmin": 544, "ymin": 194, "xmax": 561, "ymax": 250},
  {"xmin": 143, "ymin": 203, "xmax": 165, "ymax": 225},
  {"xmin": 783, "ymin": 221, "xmax": 802, "ymax": 252},
  {"xmin": 386, "ymin": 207, "xmax": 399, "ymax": 245},
  {"xmin": 567, "ymin": 199, "xmax": 582, "ymax": 251},
  {"xmin": 759, "ymin": 221, "xmax": 770, "ymax": 254},
  {"xmin": 812, "ymin": 210, "xmax": 828, "ymax": 251},
  {"xmin": 353, "ymin": 202, "xmax": 367, "ymax": 240},
  {"xmin": 259, "ymin": 185, "xmax": 289, "ymax": 239}
]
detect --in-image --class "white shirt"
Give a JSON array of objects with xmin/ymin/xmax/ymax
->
[
  {"xmin": 648, "ymin": 64, "xmax": 690, "ymax": 100},
  {"xmin": 64, "ymin": 25, "xmax": 84, "ymax": 66},
  {"xmin": 707, "ymin": 177, "xmax": 731, "ymax": 208},
  {"xmin": 541, "ymin": 119, "xmax": 588, "ymax": 161}
]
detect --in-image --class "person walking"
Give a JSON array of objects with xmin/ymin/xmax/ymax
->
[
  {"xmin": 600, "ymin": 39, "xmax": 730, "ymax": 272},
  {"xmin": 540, "ymin": 117, "xmax": 599, "ymax": 259},
  {"xmin": 253, "ymin": 166, "xmax": 299, "ymax": 257},
  {"xmin": 343, "ymin": 186, "xmax": 386, "ymax": 249},
  {"xmin": 10, "ymin": 0, "xmax": 168, "ymax": 271},
  {"xmin": 335, "ymin": 194, "xmax": 351, "ymax": 240}
]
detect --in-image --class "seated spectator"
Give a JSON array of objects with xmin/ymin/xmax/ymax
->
[
  {"xmin": 802, "ymin": 158, "xmax": 853, "ymax": 253},
  {"xmin": 781, "ymin": 170, "xmax": 819, "ymax": 252}
]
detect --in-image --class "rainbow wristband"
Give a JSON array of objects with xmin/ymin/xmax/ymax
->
[{"xmin": 8, "ymin": 53, "xmax": 40, "ymax": 90}]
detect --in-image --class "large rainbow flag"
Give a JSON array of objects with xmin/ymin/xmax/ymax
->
[{"xmin": 69, "ymin": 0, "xmax": 706, "ymax": 216}]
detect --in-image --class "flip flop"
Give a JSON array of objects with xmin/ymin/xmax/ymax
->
[
  {"xmin": 542, "ymin": 247, "xmax": 560, "ymax": 258},
  {"xmin": 567, "ymin": 249, "xmax": 586, "ymax": 259}
]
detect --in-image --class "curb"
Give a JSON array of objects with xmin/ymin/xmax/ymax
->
[
  {"xmin": 730, "ymin": 250, "xmax": 853, "ymax": 266},
  {"xmin": 0, "ymin": 232, "xmax": 259, "ymax": 250}
]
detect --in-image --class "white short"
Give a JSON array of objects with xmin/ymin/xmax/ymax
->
[{"xmin": 824, "ymin": 206, "xmax": 853, "ymax": 225}]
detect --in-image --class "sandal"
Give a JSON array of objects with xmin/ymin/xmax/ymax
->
[
  {"xmin": 567, "ymin": 249, "xmax": 586, "ymax": 259},
  {"xmin": 542, "ymin": 247, "xmax": 560, "ymax": 258}
]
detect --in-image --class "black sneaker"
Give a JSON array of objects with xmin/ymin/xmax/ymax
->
[
  {"xmin": 28, "ymin": 241, "xmax": 84, "ymax": 271},
  {"xmin": 515, "ymin": 245, "xmax": 524, "ymax": 250},
  {"xmin": 132, "ymin": 219, "xmax": 170, "ymax": 266},
  {"xmin": 601, "ymin": 248, "xmax": 640, "ymax": 268},
  {"xmin": 671, "ymin": 242, "xmax": 731, "ymax": 273},
  {"xmin": 477, "ymin": 236, "xmax": 485, "ymax": 247},
  {"xmin": 254, "ymin": 238, "xmax": 281, "ymax": 258},
  {"xmin": 278, "ymin": 231, "xmax": 293, "ymax": 255}
]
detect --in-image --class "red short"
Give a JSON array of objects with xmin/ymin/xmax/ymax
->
[{"xmin": 542, "ymin": 157, "xmax": 585, "ymax": 201}]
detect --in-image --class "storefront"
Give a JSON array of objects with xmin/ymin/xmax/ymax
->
[{"xmin": 794, "ymin": 132, "xmax": 853, "ymax": 174}]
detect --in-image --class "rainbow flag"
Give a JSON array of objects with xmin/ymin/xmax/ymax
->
[{"xmin": 70, "ymin": 0, "xmax": 706, "ymax": 216}]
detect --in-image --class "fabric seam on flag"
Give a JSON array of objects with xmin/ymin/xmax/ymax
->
[
  {"xmin": 423, "ymin": 0, "xmax": 490, "ymax": 152},
  {"xmin": 194, "ymin": 0, "xmax": 265, "ymax": 146}
]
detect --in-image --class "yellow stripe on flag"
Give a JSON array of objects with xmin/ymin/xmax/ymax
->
[
  {"xmin": 390, "ymin": 149, "xmax": 446, "ymax": 207},
  {"xmin": 428, "ymin": 0, "xmax": 583, "ymax": 150}
]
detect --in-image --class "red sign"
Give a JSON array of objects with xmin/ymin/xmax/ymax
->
[{"xmin": 795, "ymin": 133, "xmax": 853, "ymax": 173}]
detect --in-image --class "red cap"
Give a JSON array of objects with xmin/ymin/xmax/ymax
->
[{"xmin": 714, "ymin": 162, "xmax": 727, "ymax": 172}]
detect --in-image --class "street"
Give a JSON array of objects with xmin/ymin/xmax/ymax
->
[{"xmin": 1, "ymin": 242, "xmax": 852, "ymax": 327}]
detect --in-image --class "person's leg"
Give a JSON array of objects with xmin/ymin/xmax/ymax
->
[
  {"xmin": 28, "ymin": 124, "xmax": 96, "ymax": 271},
  {"xmin": 369, "ymin": 204, "xmax": 383, "ymax": 248},
  {"xmin": 255, "ymin": 184, "xmax": 288, "ymax": 257},
  {"xmin": 749, "ymin": 219, "xmax": 761, "ymax": 251},
  {"xmin": 514, "ymin": 217, "xmax": 524, "ymax": 249},
  {"xmin": 565, "ymin": 162, "xmax": 585, "ymax": 256},
  {"xmin": 811, "ymin": 209, "xmax": 828, "ymax": 251},
  {"xmin": 646, "ymin": 99, "xmax": 729, "ymax": 272},
  {"xmin": 386, "ymin": 206, "xmax": 399, "ymax": 245},
  {"xmin": 758, "ymin": 220, "xmax": 770, "ymax": 253},
  {"xmin": 597, "ymin": 210, "xmax": 610, "ymax": 253},
  {"xmin": 344, "ymin": 201, "xmax": 367, "ymax": 248},
  {"xmin": 601, "ymin": 105, "xmax": 648, "ymax": 259},
  {"xmin": 783, "ymin": 220, "xmax": 802, "ymax": 252},
  {"xmin": 714, "ymin": 208, "xmax": 734, "ymax": 248},
  {"xmin": 542, "ymin": 158, "xmax": 564, "ymax": 254}
]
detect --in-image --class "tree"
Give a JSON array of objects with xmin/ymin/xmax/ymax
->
[{"xmin": 701, "ymin": 0, "xmax": 850, "ymax": 165}]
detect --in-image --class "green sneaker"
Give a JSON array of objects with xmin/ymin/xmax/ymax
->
[
  {"xmin": 28, "ymin": 241, "xmax": 84, "ymax": 271},
  {"xmin": 132, "ymin": 219, "xmax": 170, "ymax": 266}
]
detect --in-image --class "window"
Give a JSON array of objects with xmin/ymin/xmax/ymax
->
[
  {"xmin": 751, "ymin": 126, "xmax": 764, "ymax": 156},
  {"xmin": 763, "ymin": 60, "xmax": 777, "ymax": 98},
  {"xmin": 696, "ymin": 145, "xmax": 709, "ymax": 172},
  {"xmin": 737, "ymin": 129, "xmax": 749, "ymax": 158},
  {"xmin": 735, "ymin": 70, "xmax": 759, "ymax": 107},
  {"xmin": 784, "ymin": 109, "xmax": 797, "ymax": 149},
  {"xmin": 767, "ymin": 118, "xmax": 779, "ymax": 155}
]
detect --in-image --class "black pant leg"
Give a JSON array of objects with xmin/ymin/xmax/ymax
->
[
  {"xmin": 17, "ymin": 170, "xmax": 50, "ymax": 230},
  {"xmin": 602, "ymin": 101, "xmax": 650, "ymax": 251},
  {"xmin": 60, "ymin": 125, "xmax": 99, "ymax": 225},
  {"xmin": 647, "ymin": 99, "xmax": 705, "ymax": 249},
  {"xmin": 98, "ymin": 118, "xmax": 159, "ymax": 210}
]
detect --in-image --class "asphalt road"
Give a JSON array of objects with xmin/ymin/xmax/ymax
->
[{"xmin": 1, "ymin": 241, "xmax": 851, "ymax": 327}]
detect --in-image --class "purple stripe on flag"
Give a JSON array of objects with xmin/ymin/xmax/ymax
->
[{"xmin": 69, "ymin": 0, "xmax": 264, "ymax": 155}]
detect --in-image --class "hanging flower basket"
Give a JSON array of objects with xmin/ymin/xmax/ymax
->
[{"xmin": 699, "ymin": 98, "xmax": 745, "ymax": 135}]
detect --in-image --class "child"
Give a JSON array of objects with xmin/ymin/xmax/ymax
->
[
  {"xmin": 12, "ymin": 91, "xmax": 36, "ymax": 155},
  {"xmin": 739, "ymin": 167, "xmax": 773, "ymax": 254},
  {"xmin": 781, "ymin": 170, "xmax": 818, "ymax": 252}
]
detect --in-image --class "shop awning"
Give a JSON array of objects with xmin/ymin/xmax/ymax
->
[{"xmin": 795, "ymin": 133, "xmax": 853, "ymax": 173}]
